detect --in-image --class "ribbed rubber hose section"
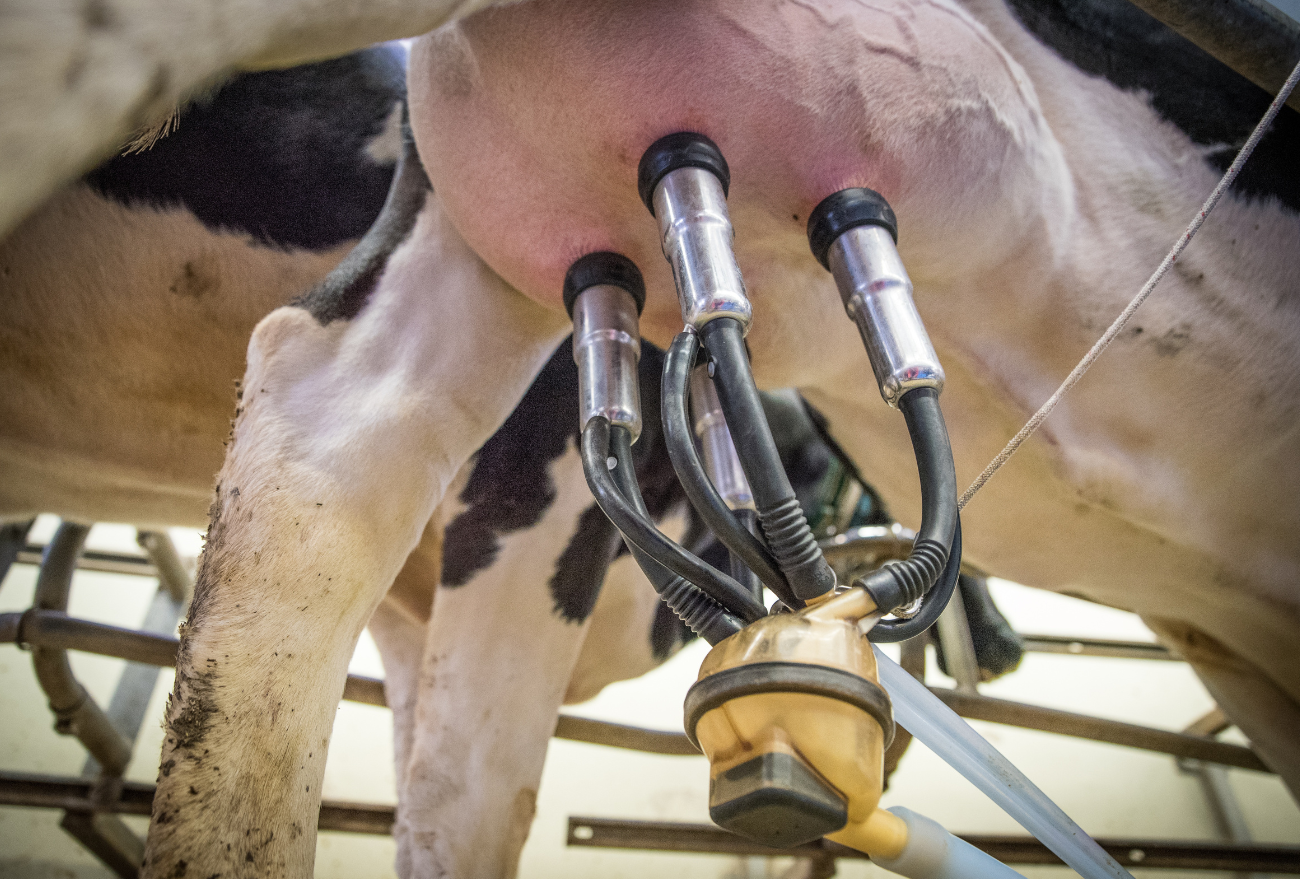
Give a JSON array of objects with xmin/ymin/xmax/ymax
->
[
  {"xmin": 881, "ymin": 537, "xmax": 948, "ymax": 608},
  {"xmin": 660, "ymin": 576, "xmax": 741, "ymax": 645},
  {"xmin": 758, "ymin": 497, "xmax": 825, "ymax": 581}
]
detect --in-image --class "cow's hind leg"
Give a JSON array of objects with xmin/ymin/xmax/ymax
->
[
  {"xmin": 1146, "ymin": 616, "xmax": 1300, "ymax": 800},
  {"xmin": 393, "ymin": 347, "xmax": 632, "ymax": 876},
  {"xmin": 141, "ymin": 140, "xmax": 568, "ymax": 878}
]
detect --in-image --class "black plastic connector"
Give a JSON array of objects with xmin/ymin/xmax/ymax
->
[
  {"xmin": 710, "ymin": 751, "xmax": 847, "ymax": 849},
  {"xmin": 637, "ymin": 132, "xmax": 731, "ymax": 214},
  {"xmin": 806, "ymin": 187, "xmax": 898, "ymax": 269}
]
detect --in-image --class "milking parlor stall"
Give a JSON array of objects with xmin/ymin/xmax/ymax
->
[{"xmin": 3, "ymin": 0, "xmax": 1300, "ymax": 876}]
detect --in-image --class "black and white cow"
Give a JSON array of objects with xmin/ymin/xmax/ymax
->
[
  {"xmin": 0, "ymin": 45, "xmax": 693, "ymax": 876},
  {"xmin": 2, "ymin": 0, "xmax": 1297, "ymax": 877}
]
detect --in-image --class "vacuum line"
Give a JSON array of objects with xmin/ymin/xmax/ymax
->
[{"xmin": 959, "ymin": 57, "xmax": 1300, "ymax": 511}]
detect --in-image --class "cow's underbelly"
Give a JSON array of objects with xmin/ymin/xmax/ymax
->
[
  {"xmin": 0, "ymin": 186, "xmax": 350, "ymax": 527},
  {"xmin": 410, "ymin": 0, "xmax": 1056, "ymax": 357},
  {"xmin": 411, "ymin": 0, "xmax": 1300, "ymax": 643}
]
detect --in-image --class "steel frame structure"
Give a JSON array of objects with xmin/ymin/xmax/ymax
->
[{"xmin": 1, "ymin": 522, "xmax": 1295, "ymax": 876}]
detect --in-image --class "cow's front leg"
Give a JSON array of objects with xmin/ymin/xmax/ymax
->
[{"xmin": 141, "ymin": 166, "xmax": 568, "ymax": 877}]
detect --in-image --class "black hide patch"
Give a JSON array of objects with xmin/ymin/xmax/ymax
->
[
  {"xmin": 86, "ymin": 46, "xmax": 406, "ymax": 250},
  {"xmin": 932, "ymin": 574, "xmax": 1025, "ymax": 682},
  {"xmin": 441, "ymin": 340, "xmax": 681, "ymax": 628},
  {"xmin": 440, "ymin": 344, "xmax": 582, "ymax": 588},
  {"xmin": 1005, "ymin": 0, "xmax": 1300, "ymax": 213},
  {"xmin": 549, "ymin": 504, "xmax": 624, "ymax": 623}
]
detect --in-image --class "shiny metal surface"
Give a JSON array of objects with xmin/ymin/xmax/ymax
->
[
  {"xmin": 573, "ymin": 284, "xmax": 643, "ymax": 442},
  {"xmin": 689, "ymin": 365, "xmax": 755, "ymax": 510},
  {"xmin": 653, "ymin": 167, "xmax": 753, "ymax": 332},
  {"xmin": 828, "ymin": 225, "xmax": 944, "ymax": 407}
]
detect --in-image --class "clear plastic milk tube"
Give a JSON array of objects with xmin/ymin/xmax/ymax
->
[{"xmin": 874, "ymin": 647, "xmax": 1134, "ymax": 879}]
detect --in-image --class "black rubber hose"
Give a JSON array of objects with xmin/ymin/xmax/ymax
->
[
  {"xmin": 869, "ymin": 516, "xmax": 962, "ymax": 643},
  {"xmin": 699, "ymin": 318, "xmax": 837, "ymax": 601},
  {"xmin": 581, "ymin": 417, "xmax": 765, "ymax": 625},
  {"xmin": 606, "ymin": 428, "xmax": 746, "ymax": 644},
  {"xmin": 661, "ymin": 331, "xmax": 795, "ymax": 605},
  {"xmin": 605, "ymin": 423, "xmax": 754, "ymax": 639},
  {"xmin": 853, "ymin": 387, "xmax": 958, "ymax": 614}
]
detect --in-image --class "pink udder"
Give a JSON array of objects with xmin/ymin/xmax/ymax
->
[{"xmin": 409, "ymin": 0, "xmax": 1030, "ymax": 332}]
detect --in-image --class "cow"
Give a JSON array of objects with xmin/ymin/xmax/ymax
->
[
  {"xmin": 0, "ymin": 44, "xmax": 691, "ymax": 877},
  {"xmin": 125, "ymin": 0, "xmax": 1297, "ymax": 875},
  {"xmin": 4, "ymin": 0, "xmax": 1296, "ymax": 876},
  {"xmin": 7, "ymin": 38, "xmax": 1015, "ymax": 876}
]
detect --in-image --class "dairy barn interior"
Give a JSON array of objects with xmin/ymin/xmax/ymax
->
[{"xmin": 3, "ymin": 0, "xmax": 1300, "ymax": 876}]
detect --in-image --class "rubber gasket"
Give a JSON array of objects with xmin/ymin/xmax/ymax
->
[{"xmin": 684, "ymin": 660, "xmax": 894, "ymax": 750}]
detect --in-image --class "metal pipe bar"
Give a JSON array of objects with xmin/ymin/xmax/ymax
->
[
  {"xmin": 0, "ymin": 610, "xmax": 700, "ymax": 756},
  {"xmin": 1185, "ymin": 707, "xmax": 1233, "ymax": 738},
  {"xmin": 1021, "ymin": 634, "xmax": 1175, "ymax": 661},
  {"xmin": 1125, "ymin": 0, "xmax": 1300, "ymax": 113},
  {"xmin": 1, "ymin": 611, "xmax": 1270, "ymax": 769},
  {"xmin": 565, "ymin": 816, "xmax": 1300, "ymax": 872},
  {"xmin": 81, "ymin": 573, "xmax": 187, "ymax": 777},
  {"xmin": 59, "ymin": 811, "xmax": 143, "ymax": 878},
  {"xmin": 0, "ymin": 770, "xmax": 395, "ymax": 835},
  {"xmin": 933, "ymin": 690, "xmax": 1268, "ymax": 772},
  {"xmin": 31, "ymin": 523, "xmax": 133, "ymax": 777},
  {"xmin": 15, "ymin": 544, "xmax": 160, "ymax": 578},
  {"xmin": 935, "ymin": 585, "xmax": 981, "ymax": 693},
  {"xmin": 136, "ymin": 531, "xmax": 192, "ymax": 602},
  {"xmin": 553, "ymin": 714, "xmax": 700, "ymax": 756},
  {"xmin": 8, "ymin": 610, "xmax": 181, "ymax": 667}
]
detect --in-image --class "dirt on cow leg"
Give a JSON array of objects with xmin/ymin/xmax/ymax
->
[{"xmin": 141, "ymin": 187, "xmax": 568, "ymax": 878}]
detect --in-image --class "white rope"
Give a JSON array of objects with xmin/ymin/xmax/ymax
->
[{"xmin": 958, "ymin": 58, "xmax": 1300, "ymax": 511}]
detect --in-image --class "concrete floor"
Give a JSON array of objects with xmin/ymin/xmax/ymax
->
[{"xmin": 1, "ymin": 517, "xmax": 1297, "ymax": 878}]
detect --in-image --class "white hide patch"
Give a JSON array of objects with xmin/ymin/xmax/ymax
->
[{"xmin": 365, "ymin": 100, "xmax": 405, "ymax": 165}]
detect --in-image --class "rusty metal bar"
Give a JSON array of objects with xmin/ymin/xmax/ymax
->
[
  {"xmin": 1020, "ymin": 634, "xmax": 1175, "ymax": 661},
  {"xmin": 565, "ymin": 816, "xmax": 1300, "ymax": 872},
  {"xmin": 0, "ymin": 611, "xmax": 1270, "ymax": 769},
  {"xmin": 30, "ymin": 523, "xmax": 133, "ymax": 777},
  {"xmin": 0, "ymin": 770, "xmax": 394, "ymax": 835},
  {"xmin": 14, "ymin": 544, "xmax": 160, "ymax": 578},
  {"xmin": 1125, "ymin": 0, "xmax": 1300, "ymax": 113},
  {"xmin": 933, "ymin": 690, "xmax": 1268, "ymax": 772}
]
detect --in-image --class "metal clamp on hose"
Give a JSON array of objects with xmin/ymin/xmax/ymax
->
[
  {"xmin": 566, "ymin": 252, "xmax": 647, "ymax": 443},
  {"xmin": 639, "ymin": 132, "xmax": 752, "ymax": 333},
  {"xmin": 807, "ymin": 189, "xmax": 959, "ymax": 625},
  {"xmin": 808, "ymin": 189, "xmax": 943, "ymax": 408},
  {"xmin": 640, "ymin": 133, "xmax": 836, "ymax": 604}
]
